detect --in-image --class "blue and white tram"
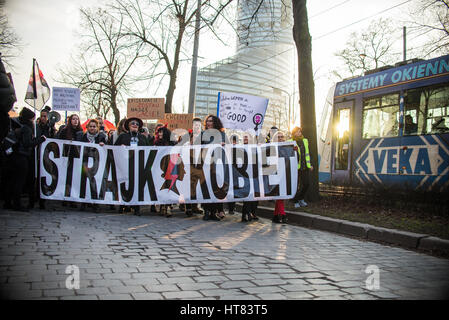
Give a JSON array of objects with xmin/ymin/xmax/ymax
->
[{"xmin": 318, "ymin": 54, "xmax": 449, "ymax": 192}]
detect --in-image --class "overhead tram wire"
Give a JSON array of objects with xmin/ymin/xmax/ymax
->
[
  {"xmin": 314, "ymin": 0, "xmax": 413, "ymax": 40},
  {"xmin": 206, "ymin": 1, "xmax": 353, "ymax": 82},
  {"xmin": 309, "ymin": 0, "xmax": 352, "ymax": 19}
]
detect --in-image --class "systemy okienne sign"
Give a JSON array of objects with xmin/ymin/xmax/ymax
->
[
  {"xmin": 39, "ymin": 139, "xmax": 298, "ymax": 205},
  {"xmin": 335, "ymin": 54, "xmax": 449, "ymax": 98},
  {"xmin": 51, "ymin": 87, "xmax": 80, "ymax": 112},
  {"xmin": 217, "ymin": 92, "xmax": 269, "ymax": 135}
]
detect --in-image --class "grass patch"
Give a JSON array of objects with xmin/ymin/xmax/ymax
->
[{"xmin": 264, "ymin": 194, "xmax": 449, "ymax": 240}]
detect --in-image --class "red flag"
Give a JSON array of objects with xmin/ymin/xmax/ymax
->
[{"xmin": 24, "ymin": 58, "xmax": 50, "ymax": 110}]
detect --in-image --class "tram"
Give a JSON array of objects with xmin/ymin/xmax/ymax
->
[{"xmin": 318, "ymin": 54, "xmax": 449, "ymax": 192}]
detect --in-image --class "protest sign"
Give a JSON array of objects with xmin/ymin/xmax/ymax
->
[
  {"xmin": 217, "ymin": 92, "xmax": 268, "ymax": 135},
  {"xmin": 39, "ymin": 139, "xmax": 298, "ymax": 205},
  {"xmin": 52, "ymin": 87, "xmax": 80, "ymax": 112},
  {"xmin": 127, "ymin": 98, "xmax": 165, "ymax": 119},
  {"xmin": 163, "ymin": 113, "xmax": 193, "ymax": 131}
]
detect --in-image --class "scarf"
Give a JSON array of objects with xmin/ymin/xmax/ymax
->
[{"xmin": 87, "ymin": 132, "xmax": 99, "ymax": 143}]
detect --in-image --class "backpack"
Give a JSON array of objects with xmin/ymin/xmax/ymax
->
[{"xmin": 0, "ymin": 118, "xmax": 22, "ymax": 156}]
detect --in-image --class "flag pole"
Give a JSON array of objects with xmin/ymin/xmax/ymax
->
[{"xmin": 32, "ymin": 58, "xmax": 38, "ymax": 179}]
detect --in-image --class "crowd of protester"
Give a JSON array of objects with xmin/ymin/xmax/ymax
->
[
  {"xmin": 0, "ymin": 107, "xmax": 312, "ymax": 225},
  {"xmin": 0, "ymin": 57, "xmax": 312, "ymax": 224}
]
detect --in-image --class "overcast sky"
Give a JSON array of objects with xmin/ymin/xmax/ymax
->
[{"xmin": 4, "ymin": 0, "xmax": 425, "ymax": 122}]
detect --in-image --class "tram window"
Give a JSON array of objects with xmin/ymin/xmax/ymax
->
[
  {"xmin": 320, "ymin": 102, "xmax": 332, "ymax": 142},
  {"xmin": 405, "ymin": 84, "xmax": 449, "ymax": 134},
  {"xmin": 335, "ymin": 108, "xmax": 350, "ymax": 170},
  {"xmin": 362, "ymin": 93, "xmax": 400, "ymax": 139}
]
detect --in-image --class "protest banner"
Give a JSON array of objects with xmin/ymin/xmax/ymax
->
[
  {"xmin": 51, "ymin": 87, "xmax": 80, "ymax": 112},
  {"xmin": 217, "ymin": 92, "xmax": 269, "ymax": 135},
  {"xmin": 39, "ymin": 139, "xmax": 298, "ymax": 205},
  {"xmin": 127, "ymin": 98, "xmax": 165, "ymax": 119},
  {"xmin": 163, "ymin": 113, "xmax": 193, "ymax": 131}
]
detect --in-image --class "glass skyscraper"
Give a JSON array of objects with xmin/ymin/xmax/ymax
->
[{"xmin": 194, "ymin": 0, "xmax": 296, "ymax": 132}]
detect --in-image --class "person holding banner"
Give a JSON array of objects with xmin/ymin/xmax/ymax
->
[
  {"xmin": 3, "ymin": 107, "xmax": 46, "ymax": 211},
  {"xmin": 188, "ymin": 117, "xmax": 204, "ymax": 216},
  {"xmin": 115, "ymin": 117, "xmax": 148, "ymax": 215},
  {"xmin": 31, "ymin": 106, "xmax": 56, "ymax": 210},
  {"xmin": 291, "ymin": 126, "xmax": 313, "ymax": 208},
  {"xmin": 154, "ymin": 125, "xmax": 176, "ymax": 217},
  {"xmin": 198, "ymin": 115, "xmax": 229, "ymax": 221},
  {"xmin": 227, "ymin": 135, "xmax": 239, "ymax": 216},
  {"xmin": 56, "ymin": 113, "xmax": 83, "ymax": 209},
  {"xmin": 109, "ymin": 118, "xmax": 127, "ymax": 145},
  {"xmin": 240, "ymin": 133, "xmax": 259, "ymax": 222},
  {"xmin": 76, "ymin": 118, "xmax": 108, "ymax": 213},
  {"xmin": 272, "ymin": 131, "xmax": 288, "ymax": 224},
  {"xmin": 148, "ymin": 123, "xmax": 164, "ymax": 146},
  {"xmin": 57, "ymin": 114, "xmax": 82, "ymax": 140},
  {"xmin": 76, "ymin": 119, "xmax": 107, "ymax": 145}
]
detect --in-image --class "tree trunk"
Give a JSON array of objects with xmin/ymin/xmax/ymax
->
[
  {"xmin": 165, "ymin": 71, "xmax": 177, "ymax": 114},
  {"xmin": 292, "ymin": 0, "xmax": 320, "ymax": 201},
  {"xmin": 110, "ymin": 89, "xmax": 121, "ymax": 126}
]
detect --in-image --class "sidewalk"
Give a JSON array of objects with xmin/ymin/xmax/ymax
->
[{"xmin": 236, "ymin": 203, "xmax": 449, "ymax": 257}]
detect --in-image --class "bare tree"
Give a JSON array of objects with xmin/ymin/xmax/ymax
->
[
  {"xmin": 333, "ymin": 18, "xmax": 401, "ymax": 79},
  {"xmin": 0, "ymin": 8, "xmax": 24, "ymax": 69},
  {"xmin": 110, "ymin": 0, "xmax": 234, "ymax": 113},
  {"xmin": 292, "ymin": 0, "xmax": 319, "ymax": 201},
  {"xmin": 57, "ymin": 7, "xmax": 145, "ymax": 125},
  {"xmin": 408, "ymin": 0, "xmax": 449, "ymax": 56}
]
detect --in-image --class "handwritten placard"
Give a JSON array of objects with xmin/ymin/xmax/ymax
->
[
  {"xmin": 52, "ymin": 87, "xmax": 80, "ymax": 112},
  {"xmin": 163, "ymin": 113, "xmax": 193, "ymax": 131},
  {"xmin": 217, "ymin": 92, "xmax": 268, "ymax": 135},
  {"xmin": 127, "ymin": 98, "xmax": 165, "ymax": 119}
]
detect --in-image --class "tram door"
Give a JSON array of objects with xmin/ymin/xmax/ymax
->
[{"xmin": 332, "ymin": 101, "xmax": 353, "ymax": 184}]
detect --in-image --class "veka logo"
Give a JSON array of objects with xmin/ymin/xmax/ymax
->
[{"xmin": 367, "ymin": 145, "xmax": 439, "ymax": 175}]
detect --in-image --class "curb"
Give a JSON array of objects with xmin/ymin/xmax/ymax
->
[{"xmin": 235, "ymin": 203, "xmax": 449, "ymax": 257}]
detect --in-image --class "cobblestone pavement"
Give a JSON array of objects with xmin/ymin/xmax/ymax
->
[{"xmin": 1, "ymin": 205, "xmax": 448, "ymax": 300}]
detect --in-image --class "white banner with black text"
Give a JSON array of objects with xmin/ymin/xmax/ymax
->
[{"xmin": 39, "ymin": 139, "xmax": 298, "ymax": 205}]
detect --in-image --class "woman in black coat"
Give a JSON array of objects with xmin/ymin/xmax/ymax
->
[
  {"xmin": 57, "ymin": 113, "xmax": 82, "ymax": 208},
  {"xmin": 114, "ymin": 117, "xmax": 148, "ymax": 215},
  {"xmin": 75, "ymin": 118, "xmax": 107, "ymax": 212},
  {"xmin": 76, "ymin": 119, "xmax": 107, "ymax": 145},
  {"xmin": 114, "ymin": 118, "xmax": 148, "ymax": 147},
  {"xmin": 153, "ymin": 125, "xmax": 175, "ymax": 217},
  {"xmin": 197, "ymin": 115, "xmax": 229, "ymax": 221},
  {"xmin": 3, "ymin": 108, "xmax": 45, "ymax": 211},
  {"xmin": 57, "ymin": 114, "xmax": 82, "ymax": 141}
]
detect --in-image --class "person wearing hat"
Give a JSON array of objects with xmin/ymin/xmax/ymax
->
[
  {"xmin": 3, "ymin": 107, "xmax": 46, "ymax": 211},
  {"xmin": 115, "ymin": 117, "xmax": 148, "ymax": 147},
  {"xmin": 115, "ymin": 117, "xmax": 148, "ymax": 215}
]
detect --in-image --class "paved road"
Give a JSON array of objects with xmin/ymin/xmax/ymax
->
[{"xmin": 0, "ymin": 205, "xmax": 448, "ymax": 300}]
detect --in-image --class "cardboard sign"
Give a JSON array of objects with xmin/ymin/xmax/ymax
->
[
  {"xmin": 127, "ymin": 98, "xmax": 165, "ymax": 119},
  {"xmin": 163, "ymin": 113, "xmax": 193, "ymax": 131},
  {"xmin": 52, "ymin": 87, "xmax": 80, "ymax": 112}
]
